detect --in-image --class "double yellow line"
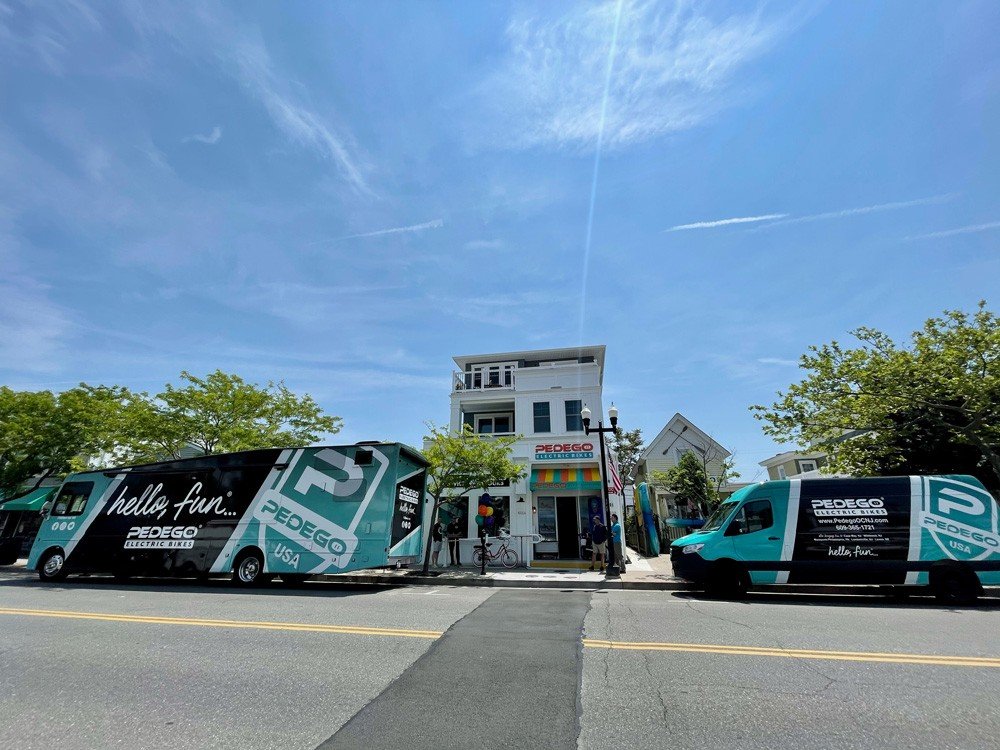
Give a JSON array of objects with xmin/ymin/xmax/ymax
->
[
  {"xmin": 582, "ymin": 639, "xmax": 1000, "ymax": 668},
  {"xmin": 2, "ymin": 608, "xmax": 996, "ymax": 668},
  {"xmin": 0, "ymin": 607, "xmax": 442, "ymax": 640}
]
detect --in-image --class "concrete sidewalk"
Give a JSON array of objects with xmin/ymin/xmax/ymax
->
[{"xmin": 322, "ymin": 547, "xmax": 685, "ymax": 591}]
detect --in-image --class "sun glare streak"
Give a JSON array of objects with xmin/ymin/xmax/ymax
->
[{"xmin": 578, "ymin": 0, "xmax": 625, "ymax": 350}]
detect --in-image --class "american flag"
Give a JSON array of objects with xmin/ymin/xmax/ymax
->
[{"xmin": 606, "ymin": 449, "xmax": 624, "ymax": 495}]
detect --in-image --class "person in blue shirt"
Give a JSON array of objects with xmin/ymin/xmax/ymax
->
[{"xmin": 611, "ymin": 513, "xmax": 625, "ymax": 572}]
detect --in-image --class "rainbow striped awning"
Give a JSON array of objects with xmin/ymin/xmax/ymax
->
[{"xmin": 530, "ymin": 467, "xmax": 602, "ymax": 491}]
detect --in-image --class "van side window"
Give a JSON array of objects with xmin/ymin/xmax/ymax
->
[
  {"xmin": 51, "ymin": 482, "xmax": 94, "ymax": 517},
  {"xmin": 743, "ymin": 499, "xmax": 773, "ymax": 533}
]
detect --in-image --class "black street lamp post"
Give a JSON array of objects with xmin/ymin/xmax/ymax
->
[{"xmin": 582, "ymin": 404, "xmax": 621, "ymax": 578}]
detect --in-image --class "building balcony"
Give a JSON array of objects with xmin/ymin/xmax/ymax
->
[{"xmin": 453, "ymin": 367, "xmax": 515, "ymax": 392}]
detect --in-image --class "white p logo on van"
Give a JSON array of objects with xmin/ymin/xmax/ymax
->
[{"xmin": 922, "ymin": 477, "xmax": 1000, "ymax": 561}]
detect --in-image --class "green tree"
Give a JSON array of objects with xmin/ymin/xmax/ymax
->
[
  {"xmin": 119, "ymin": 370, "xmax": 341, "ymax": 462},
  {"xmin": 651, "ymin": 451, "xmax": 715, "ymax": 516},
  {"xmin": 0, "ymin": 385, "xmax": 125, "ymax": 497},
  {"xmin": 609, "ymin": 427, "xmax": 643, "ymax": 482},
  {"xmin": 420, "ymin": 424, "xmax": 525, "ymax": 573},
  {"xmin": 752, "ymin": 302, "xmax": 1000, "ymax": 492}
]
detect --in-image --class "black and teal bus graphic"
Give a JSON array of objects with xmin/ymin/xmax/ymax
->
[
  {"xmin": 669, "ymin": 475, "xmax": 1000, "ymax": 603},
  {"xmin": 27, "ymin": 443, "xmax": 428, "ymax": 584}
]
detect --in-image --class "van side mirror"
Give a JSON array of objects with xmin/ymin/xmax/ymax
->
[{"xmin": 725, "ymin": 520, "xmax": 744, "ymax": 537}]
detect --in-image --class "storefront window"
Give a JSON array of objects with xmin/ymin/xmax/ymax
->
[{"xmin": 536, "ymin": 497, "xmax": 556, "ymax": 541}]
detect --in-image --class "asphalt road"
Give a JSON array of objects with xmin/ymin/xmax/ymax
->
[{"xmin": 1, "ymin": 568, "xmax": 998, "ymax": 750}]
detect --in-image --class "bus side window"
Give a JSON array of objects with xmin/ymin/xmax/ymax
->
[{"xmin": 51, "ymin": 482, "xmax": 95, "ymax": 517}]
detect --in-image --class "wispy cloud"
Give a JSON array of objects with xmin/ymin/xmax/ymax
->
[
  {"xmin": 905, "ymin": 221, "xmax": 1000, "ymax": 241},
  {"xmin": 477, "ymin": 0, "xmax": 797, "ymax": 151},
  {"xmin": 123, "ymin": 5, "xmax": 373, "ymax": 195},
  {"xmin": 330, "ymin": 219, "xmax": 444, "ymax": 241},
  {"xmin": 667, "ymin": 213, "xmax": 788, "ymax": 232},
  {"xmin": 464, "ymin": 239, "xmax": 504, "ymax": 250},
  {"xmin": 757, "ymin": 194, "xmax": 955, "ymax": 229},
  {"xmin": 182, "ymin": 125, "xmax": 222, "ymax": 145},
  {"xmin": 668, "ymin": 195, "xmax": 956, "ymax": 233}
]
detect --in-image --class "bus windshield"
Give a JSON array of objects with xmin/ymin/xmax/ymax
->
[{"xmin": 701, "ymin": 501, "xmax": 738, "ymax": 532}]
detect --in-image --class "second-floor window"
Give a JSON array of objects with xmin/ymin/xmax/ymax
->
[
  {"xmin": 533, "ymin": 402, "xmax": 551, "ymax": 433},
  {"xmin": 565, "ymin": 400, "xmax": 583, "ymax": 432},
  {"xmin": 476, "ymin": 413, "xmax": 512, "ymax": 434}
]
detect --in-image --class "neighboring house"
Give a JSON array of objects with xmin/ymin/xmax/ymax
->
[
  {"xmin": 444, "ymin": 345, "xmax": 620, "ymax": 564},
  {"xmin": 633, "ymin": 413, "xmax": 745, "ymax": 519},
  {"xmin": 759, "ymin": 451, "xmax": 828, "ymax": 480}
]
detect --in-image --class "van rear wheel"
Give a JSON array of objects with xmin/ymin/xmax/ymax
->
[{"xmin": 931, "ymin": 567, "xmax": 980, "ymax": 605}]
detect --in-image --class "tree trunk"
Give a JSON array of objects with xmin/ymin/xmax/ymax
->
[{"xmin": 421, "ymin": 499, "xmax": 441, "ymax": 575}]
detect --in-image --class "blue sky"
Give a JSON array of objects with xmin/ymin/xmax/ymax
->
[{"xmin": 1, "ymin": 0, "xmax": 998, "ymax": 481}]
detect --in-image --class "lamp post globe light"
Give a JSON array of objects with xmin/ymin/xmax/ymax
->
[{"xmin": 582, "ymin": 403, "xmax": 621, "ymax": 578}]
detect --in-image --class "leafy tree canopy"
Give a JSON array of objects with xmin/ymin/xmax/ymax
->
[
  {"xmin": 0, "ymin": 385, "xmax": 124, "ymax": 497},
  {"xmin": 420, "ymin": 423, "xmax": 524, "ymax": 572},
  {"xmin": 118, "ymin": 370, "xmax": 341, "ymax": 462},
  {"xmin": 609, "ymin": 427, "xmax": 644, "ymax": 482},
  {"xmin": 752, "ymin": 302, "xmax": 1000, "ymax": 492},
  {"xmin": 651, "ymin": 452, "xmax": 716, "ymax": 515},
  {"xmin": 0, "ymin": 372, "xmax": 340, "ymax": 497}
]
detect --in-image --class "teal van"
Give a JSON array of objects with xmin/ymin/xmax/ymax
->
[
  {"xmin": 670, "ymin": 475, "xmax": 1000, "ymax": 603},
  {"xmin": 27, "ymin": 443, "xmax": 428, "ymax": 585}
]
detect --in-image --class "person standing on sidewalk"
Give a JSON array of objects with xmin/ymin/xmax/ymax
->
[
  {"xmin": 447, "ymin": 517, "xmax": 462, "ymax": 566},
  {"xmin": 611, "ymin": 513, "xmax": 625, "ymax": 573},
  {"xmin": 590, "ymin": 516, "xmax": 608, "ymax": 571}
]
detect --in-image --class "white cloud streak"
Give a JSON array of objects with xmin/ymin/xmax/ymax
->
[
  {"xmin": 182, "ymin": 125, "xmax": 222, "ymax": 144},
  {"xmin": 331, "ymin": 219, "xmax": 444, "ymax": 241},
  {"xmin": 122, "ymin": 5, "xmax": 373, "ymax": 195},
  {"xmin": 668, "ymin": 213, "xmax": 788, "ymax": 231},
  {"xmin": 669, "ymin": 195, "xmax": 957, "ymax": 234},
  {"xmin": 906, "ymin": 221, "xmax": 1000, "ymax": 241},
  {"xmin": 477, "ymin": 0, "xmax": 796, "ymax": 151},
  {"xmin": 757, "ymin": 194, "xmax": 956, "ymax": 229}
]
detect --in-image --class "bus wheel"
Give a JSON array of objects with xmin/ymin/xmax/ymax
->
[
  {"xmin": 705, "ymin": 562, "xmax": 748, "ymax": 600},
  {"xmin": 38, "ymin": 550, "xmax": 68, "ymax": 582},
  {"xmin": 931, "ymin": 566, "xmax": 980, "ymax": 606},
  {"xmin": 280, "ymin": 574, "xmax": 311, "ymax": 586},
  {"xmin": 232, "ymin": 550, "xmax": 265, "ymax": 586}
]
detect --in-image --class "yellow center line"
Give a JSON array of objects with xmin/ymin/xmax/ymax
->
[
  {"xmin": 0, "ymin": 607, "xmax": 442, "ymax": 639},
  {"xmin": 582, "ymin": 639, "xmax": 1000, "ymax": 668}
]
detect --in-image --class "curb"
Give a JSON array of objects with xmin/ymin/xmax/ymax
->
[
  {"xmin": 317, "ymin": 572, "xmax": 687, "ymax": 591},
  {"xmin": 319, "ymin": 572, "xmax": 1000, "ymax": 597}
]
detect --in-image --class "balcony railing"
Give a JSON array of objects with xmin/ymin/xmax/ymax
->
[{"xmin": 453, "ymin": 368, "xmax": 516, "ymax": 392}]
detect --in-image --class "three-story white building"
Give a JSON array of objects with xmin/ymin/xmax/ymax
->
[{"xmin": 445, "ymin": 345, "xmax": 614, "ymax": 566}]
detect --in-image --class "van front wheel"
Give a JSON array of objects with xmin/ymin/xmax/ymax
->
[
  {"xmin": 38, "ymin": 550, "xmax": 68, "ymax": 582},
  {"xmin": 232, "ymin": 550, "xmax": 265, "ymax": 586},
  {"xmin": 704, "ymin": 562, "xmax": 749, "ymax": 600}
]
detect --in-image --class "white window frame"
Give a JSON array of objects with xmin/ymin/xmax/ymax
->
[
  {"xmin": 797, "ymin": 460, "xmax": 818, "ymax": 474},
  {"xmin": 475, "ymin": 412, "xmax": 514, "ymax": 435},
  {"xmin": 777, "ymin": 466, "xmax": 787, "ymax": 480}
]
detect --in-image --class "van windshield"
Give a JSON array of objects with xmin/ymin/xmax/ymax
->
[{"xmin": 701, "ymin": 501, "xmax": 739, "ymax": 532}]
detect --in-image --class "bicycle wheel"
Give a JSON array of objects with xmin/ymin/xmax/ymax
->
[
  {"xmin": 500, "ymin": 549, "xmax": 518, "ymax": 568},
  {"xmin": 472, "ymin": 548, "xmax": 485, "ymax": 567}
]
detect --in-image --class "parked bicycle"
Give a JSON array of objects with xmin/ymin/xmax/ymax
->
[{"xmin": 472, "ymin": 534, "xmax": 519, "ymax": 568}]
